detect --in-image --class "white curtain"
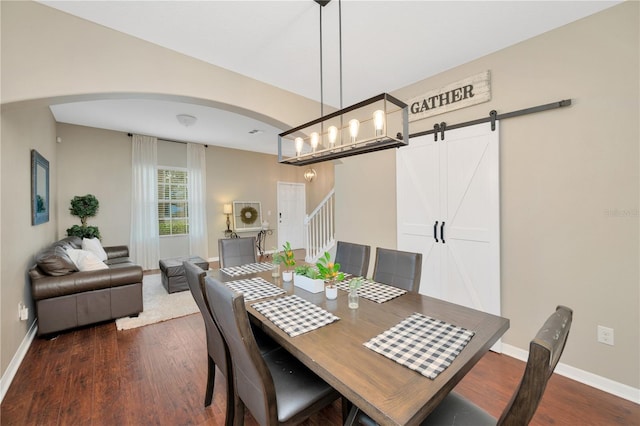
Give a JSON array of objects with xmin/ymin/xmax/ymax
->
[
  {"xmin": 130, "ymin": 134, "xmax": 159, "ymax": 270},
  {"xmin": 187, "ymin": 143, "xmax": 209, "ymax": 260}
]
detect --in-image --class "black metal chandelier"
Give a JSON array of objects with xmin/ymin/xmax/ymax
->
[{"xmin": 278, "ymin": 0, "xmax": 408, "ymax": 166}]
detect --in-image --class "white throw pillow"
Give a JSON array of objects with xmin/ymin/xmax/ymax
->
[
  {"xmin": 66, "ymin": 248, "xmax": 108, "ymax": 271},
  {"xmin": 82, "ymin": 237, "xmax": 108, "ymax": 261}
]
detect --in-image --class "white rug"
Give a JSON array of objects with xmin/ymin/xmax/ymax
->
[{"xmin": 115, "ymin": 274, "xmax": 199, "ymax": 330}]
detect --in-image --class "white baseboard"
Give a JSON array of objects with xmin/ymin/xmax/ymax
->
[
  {"xmin": 0, "ymin": 320, "xmax": 37, "ymax": 403},
  {"xmin": 502, "ymin": 343, "xmax": 640, "ymax": 404}
]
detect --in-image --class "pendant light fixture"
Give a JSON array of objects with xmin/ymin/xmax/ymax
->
[{"xmin": 278, "ymin": 0, "xmax": 408, "ymax": 167}]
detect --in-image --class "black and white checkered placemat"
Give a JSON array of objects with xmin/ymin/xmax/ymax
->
[
  {"xmin": 335, "ymin": 278, "xmax": 406, "ymax": 303},
  {"xmin": 251, "ymin": 295, "xmax": 340, "ymax": 337},
  {"xmin": 225, "ymin": 277, "xmax": 286, "ymax": 302},
  {"xmin": 364, "ymin": 313, "xmax": 475, "ymax": 379},
  {"xmin": 220, "ymin": 262, "xmax": 275, "ymax": 277}
]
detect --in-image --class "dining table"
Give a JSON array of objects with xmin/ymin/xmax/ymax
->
[{"xmin": 208, "ymin": 266, "xmax": 509, "ymax": 426}]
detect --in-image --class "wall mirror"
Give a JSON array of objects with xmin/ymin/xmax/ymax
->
[{"xmin": 31, "ymin": 149, "xmax": 50, "ymax": 225}]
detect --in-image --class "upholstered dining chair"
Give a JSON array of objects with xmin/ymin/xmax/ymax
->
[
  {"xmin": 184, "ymin": 261, "xmax": 278, "ymax": 425},
  {"xmin": 351, "ymin": 305, "xmax": 573, "ymax": 426},
  {"xmin": 335, "ymin": 241, "xmax": 371, "ymax": 278},
  {"xmin": 205, "ymin": 276, "xmax": 343, "ymax": 426},
  {"xmin": 372, "ymin": 247, "xmax": 422, "ymax": 292},
  {"xmin": 218, "ymin": 237, "xmax": 257, "ymax": 268}
]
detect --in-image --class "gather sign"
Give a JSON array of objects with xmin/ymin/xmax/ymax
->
[{"xmin": 407, "ymin": 71, "xmax": 491, "ymax": 122}]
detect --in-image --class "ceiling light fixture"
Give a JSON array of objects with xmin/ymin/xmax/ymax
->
[
  {"xmin": 176, "ymin": 114, "xmax": 197, "ymax": 127},
  {"xmin": 278, "ymin": 0, "xmax": 408, "ymax": 167},
  {"xmin": 304, "ymin": 168, "xmax": 317, "ymax": 182}
]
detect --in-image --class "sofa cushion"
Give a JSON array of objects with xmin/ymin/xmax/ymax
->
[
  {"xmin": 67, "ymin": 248, "xmax": 108, "ymax": 271},
  {"xmin": 36, "ymin": 245, "xmax": 77, "ymax": 276},
  {"xmin": 82, "ymin": 237, "xmax": 108, "ymax": 261},
  {"xmin": 55, "ymin": 236, "xmax": 83, "ymax": 249}
]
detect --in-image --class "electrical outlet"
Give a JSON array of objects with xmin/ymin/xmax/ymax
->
[
  {"xmin": 597, "ymin": 325, "xmax": 614, "ymax": 346},
  {"xmin": 18, "ymin": 302, "xmax": 28, "ymax": 321}
]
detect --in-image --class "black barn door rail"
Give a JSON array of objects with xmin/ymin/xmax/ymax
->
[{"xmin": 409, "ymin": 99, "xmax": 572, "ymax": 141}]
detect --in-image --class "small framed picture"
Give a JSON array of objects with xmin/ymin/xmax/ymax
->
[{"xmin": 232, "ymin": 201, "xmax": 262, "ymax": 232}]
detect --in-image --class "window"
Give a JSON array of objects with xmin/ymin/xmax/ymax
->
[{"xmin": 157, "ymin": 168, "xmax": 189, "ymax": 236}]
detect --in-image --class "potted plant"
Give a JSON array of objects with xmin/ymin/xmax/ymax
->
[
  {"xmin": 273, "ymin": 241, "xmax": 296, "ymax": 281},
  {"xmin": 293, "ymin": 264, "xmax": 325, "ymax": 293},
  {"xmin": 315, "ymin": 251, "xmax": 345, "ymax": 300},
  {"xmin": 66, "ymin": 194, "xmax": 101, "ymax": 239}
]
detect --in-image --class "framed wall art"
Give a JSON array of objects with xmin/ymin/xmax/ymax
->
[
  {"xmin": 232, "ymin": 201, "xmax": 262, "ymax": 232},
  {"xmin": 31, "ymin": 149, "xmax": 50, "ymax": 225}
]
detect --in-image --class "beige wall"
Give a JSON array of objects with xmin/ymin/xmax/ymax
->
[
  {"xmin": 1, "ymin": 103, "xmax": 58, "ymax": 375},
  {"xmin": 336, "ymin": 2, "xmax": 639, "ymax": 388},
  {"xmin": 56, "ymin": 124, "xmax": 132, "ymax": 246}
]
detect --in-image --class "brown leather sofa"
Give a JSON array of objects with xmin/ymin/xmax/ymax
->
[{"xmin": 29, "ymin": 236, "xmax": 143, "ymax": 336}]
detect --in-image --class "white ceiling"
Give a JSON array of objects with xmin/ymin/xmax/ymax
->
[{"xmin": 40, "ymin": 0, "xmax": 620, "ymax": 155}]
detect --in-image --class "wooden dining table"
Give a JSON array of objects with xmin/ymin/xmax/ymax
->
[{"xmin": 208, "ymin": 268, "xmax": 509, "ymax": 426}]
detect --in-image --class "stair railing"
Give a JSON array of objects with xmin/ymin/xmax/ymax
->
[{"xmin": 304, "ymin": 189, "xmax": 335, "ymax": 263}]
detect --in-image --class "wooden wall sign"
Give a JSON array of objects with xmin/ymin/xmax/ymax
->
[{"xmin": 407, "ymin": 71, "xmax": 491, "ymax": 122}]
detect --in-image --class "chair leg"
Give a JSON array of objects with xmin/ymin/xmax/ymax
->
[
  {"xmin": 232, "ymin": 391, "xmax": 245, "ymax": 426},
  {"xmin": 204, "ymin": 356, "xmax": 216, "ymax": 407},
  {"xmin": 344, "ymin": 405, "xmax": 360, "ymax": 426},
  {"xmin": 225, "ymin": 369, "xmax": 235, "ymax": 426},
  {"xmin": 342, "ymin": 397, "xmax": 353, "ymax": 424}
]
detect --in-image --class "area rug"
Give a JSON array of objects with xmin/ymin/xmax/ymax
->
[{"xmin": 115, "ymin": 274, "xmax": 199, "ymax": 330}]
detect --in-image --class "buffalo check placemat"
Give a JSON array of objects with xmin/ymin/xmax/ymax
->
[
  {"xmin": 335, "ymin": 278, "xmax": 406, "ymax": 303},
  {"xmin": 251, "ymin": 295, "xmax": 340, "ymax": 337},
  {"xmin": 364, "ymin": 313, "xmax": 475, "ymax": 379},
  {"xmin": 224, "ymin": 277, "xmax": 286, "ymax": 302},
  {"xmin": 220, "ymin": 262, "xmax": 274, "ymax": 277}
]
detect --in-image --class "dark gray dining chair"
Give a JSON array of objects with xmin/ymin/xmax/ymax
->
[
  {"xmin": 335, "ymin": 241, "xmax": 371, "ymax": 277},
  {"xmin": 218, "ymin": 236, "xmax": 257, "ymax": 268},
  {"xmin": 184, "ymin": 261, "xmax": 278, "ymax": 424},
  {"xmin": 205, "ymin": 276, "xmax": 343, "ymax": 426},
  {"xmin": 372, "ymin": 247, "xmax": 422, "ymax": 292},
  {"xmin": 351, "ymin": 305, "xmax": 573, "ymax": 426}
]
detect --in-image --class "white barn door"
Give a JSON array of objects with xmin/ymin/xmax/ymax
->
[{"xmin": 397, "ymin": 123, "xmax": 501, "ymax": 348}]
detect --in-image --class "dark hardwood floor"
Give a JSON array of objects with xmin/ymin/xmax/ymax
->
[{"xmin": 2, "ymin": 313, "xmax": 638, "ymax": 425}]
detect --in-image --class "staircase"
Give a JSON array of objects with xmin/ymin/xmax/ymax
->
[{"xmin": 304, "ymin": 189, "xmax": 335, "ymax": 263}]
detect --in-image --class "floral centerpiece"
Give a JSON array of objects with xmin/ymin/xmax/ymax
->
[
  {"xmin": 315, "ymin": 251, "xmax": 345, "ymax": 299},
  {"xmin": 293, "ymin": 264, "xmax": 324, "ymax": 293},
  {"xmin": 273, "ymin": 241, "xmax": 296, "ymax": 281}
]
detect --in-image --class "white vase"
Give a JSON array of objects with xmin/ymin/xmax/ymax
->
[
  {"xmin": 325, "ymin": 285, "xmax": 338, "ymax": 300},
  {"xmin": 282, "ymin": 270, "xmax": 293, "ymax": 282}
]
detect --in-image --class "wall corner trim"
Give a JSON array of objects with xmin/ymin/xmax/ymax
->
[
  {"xmin": 0, "ymin": 320, "xmax": 38, "ymax": 403},
  {"xmin": 502, "ymin": 343, "xmax": 640, "ymax": 404}
]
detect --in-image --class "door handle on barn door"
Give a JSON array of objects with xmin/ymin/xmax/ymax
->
[
  {"xmin": 440, "ymin": 221, "xmax": 445, "ymax": 244},
  {"xmin": 433, "ymin": 221, "xmax": 439, "ymax": 243}
]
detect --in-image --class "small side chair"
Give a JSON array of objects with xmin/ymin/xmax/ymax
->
[
  {"xmin": 335, "ymin": 241, "xmax": 371, "ymax": 277},
  {"xmin": 205, "ymin": 276, "xmax": 343, "ymax": 425},
  {"xmin": 372, "ymin": 247, "xmax": 422, "ymax": 292},
  {"xmin": 218, "ymin": 236, "xmax": 257, "ymax": 268},
  {"xmin": 184, "ymin": 261, "xmax": 278, "ymax": 425}
]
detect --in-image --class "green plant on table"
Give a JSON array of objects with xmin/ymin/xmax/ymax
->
[
  {"xmin": 315, "ymin": 251, "xmax": 345, "ymax": 283},
  {"xmin": 348, "ymin": 277, "xmax": 364, "ymax": 291},
  {"xmin": 273, "ymin": 242, "xmax": 296, "ymax": 269},
  {"xmin": 294, "ymin": 264, "xmax": 319, "ymax": 279}
]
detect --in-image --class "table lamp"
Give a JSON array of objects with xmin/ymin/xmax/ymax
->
[{"xmin": 223, "ymin": 204, "xmax": 233, "ymax": 235}]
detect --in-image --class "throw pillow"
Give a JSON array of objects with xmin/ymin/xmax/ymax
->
[
  {"xmin": 67, "ymin": 248, "xmax": 108, "ymax": 271},
  {"xmin": 36, "ymin": 246, "xmax": 77, "ymax": 276},
  {"xmin": 82, "ymin": 237, "xmax": 108, "ymax": 261}
]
